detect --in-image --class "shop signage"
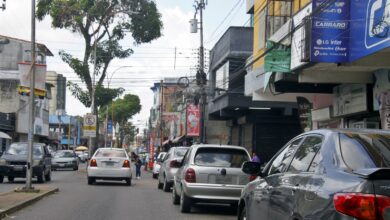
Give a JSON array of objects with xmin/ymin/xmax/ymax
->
[
  {"xmin": 333, "ymin": 84, "xmax": 368, "ymax": 117},
  {"xmin": 311, "ymin": 0, "xmax": 390, "ymax": 63},
  {"xmin": 349, "ymin": 0, "xmax": 390, "ymax": 61},
  {"xmin": 17, "ymin": 62, "xmax": 47, "ymax": 97},
  {"xmin": 107, "ymin": 120, "xmax": 112, "ymax": 134},
  {"xmin": 186, "ymin": 104, "xmax": 200, "ymax": 137},
  {"xmin": 265, "ymin": 41, "xmax": 291, "ymax": 73},
  {"xmin": 311, "ymin": 0, "xmax": 350, "ymax": 63}
]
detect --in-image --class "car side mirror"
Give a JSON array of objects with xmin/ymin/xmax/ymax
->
[{"xmin": 242, "ymin": 161, "xmax": 263, "ymax": 177}]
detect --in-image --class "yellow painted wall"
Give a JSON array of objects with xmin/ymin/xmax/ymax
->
[{"xmin": 252, "ymin": 0, "xmax": 311, "ymax": 70}]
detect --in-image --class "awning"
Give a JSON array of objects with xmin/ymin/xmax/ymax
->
[
  {"xmin": 0, "ymin": 131, "xmax": 11, "ymax": 139},
  {"xmin": 172, "ymin": 135, "xmax": 185, "ymax": 144}
]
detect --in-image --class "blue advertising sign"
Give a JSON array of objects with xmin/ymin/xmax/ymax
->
[
  {"xmin": 349, "ymin": 0, "xmax": 390, "ymax": 61},
  {"xmin": 107, "ymin": 120, "xmax": 113, "ymax": 134},
  {"xmin": 311, "ymin": 0, "xmax": 350, "ymax": 63}
]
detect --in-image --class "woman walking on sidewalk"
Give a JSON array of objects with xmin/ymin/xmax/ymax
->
[{"xmin": 135, "ymin": 158, "xmax": 142, "ymax": 179}]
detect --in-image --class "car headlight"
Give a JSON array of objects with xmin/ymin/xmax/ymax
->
[{"xmin": 0, "ymin": 159, "xmax": 7, "ymax": 165}]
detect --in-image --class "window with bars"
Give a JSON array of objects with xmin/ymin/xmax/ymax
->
[{"xmin": 266, "ymin": 0, "xmax": 292, "ymax": 39}]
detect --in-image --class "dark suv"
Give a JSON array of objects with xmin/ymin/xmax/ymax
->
[{"xmin": 0, "ymin": 142, "xmax": 52, "ymax": 183}]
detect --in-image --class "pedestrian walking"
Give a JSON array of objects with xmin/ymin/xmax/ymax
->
[
  {"xmin": 251, "ymin": 152, "xmax": 261, "ymax": 163},
  {"xmin": 135, "ymin": 157, "xmax": 142, "ymax": 179}
]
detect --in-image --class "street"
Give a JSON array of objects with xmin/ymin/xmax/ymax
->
[{"xmin": 1, "ymin": 164, "xmax": 237, "ymax": 220}]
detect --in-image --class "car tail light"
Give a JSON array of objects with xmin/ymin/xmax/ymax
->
[
  {"xmin": 123, "ymin": 160, "xmax": 130, "ymax": 168},
  {"xmin": 249, "ymin": 175, "xmax": 257, "ymax": 181},
  {"xmin": 185, "ymin": 168, "xmax": 196, "ymax": 183},
  {"xmin": 90, "ymin": 159, "xmax": 97, "ymax": 167},
  {"xmin": 334, "ymin": 193, "xmax": 390, "ymax": 220}
]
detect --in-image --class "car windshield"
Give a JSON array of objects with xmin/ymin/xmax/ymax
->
[
  {"xmin": 95, "ymin": 149, "xmax": 126, "ymax": 158},
  {"xmin": 55, "ymin": 151, "xmax": 75, "ymax": 158},
  {"xmin": 174, "ymin": 148, "xmax": 188, "ymax": 157},
  {"xmin": 194, "ymin": 148, "xmax": 249, "ymax": 168},
  {"xmin": 5, "ymin": 143, "xmax": 43, "ymax": 156},
  {"xmin": 340, "ymin": 132, "xmax": 390, "ymax": 169}
]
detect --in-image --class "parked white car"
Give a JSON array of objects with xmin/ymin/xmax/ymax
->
[
  {"xmin": 152, "ymin": 152, "xmax": 167, "ymax": 179},
  {"xmin": 87, "ymin": 148, "xmax": 132, "ymax": 186}
]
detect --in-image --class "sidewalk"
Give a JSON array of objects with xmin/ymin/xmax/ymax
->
[{"xmin": 0, "ymin": 186, "xmax": 58, "ymax": 219}]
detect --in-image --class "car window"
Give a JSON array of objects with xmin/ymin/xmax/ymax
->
[
  {"xmin": 268, "ymin": 137, "xmax": 303, "ymax": 175},
  {"xmin": 55, "ymin": 151, "xmax": 75, "ymax": 158},
  {"xmin": 339, "ymin": 133, "xmax": 390, "ymax": 170},
  {"xmin": 288, "ymin": 136, "xmax": 322, "ymax": 172},
  {"xmin": 194, "ymin": 148, "xmax": 249, "ymax": 168},
  {"xmin": 182, "ymin": 148, "xmax": 192, "ymax": 165},
  {"xmin": 174, "ymin": 148, "xmax": 188, "ymax": 157},
  {"xmin": 5, "ymin": 143, "xmax": 43, "ymax": 156},
  {"xmin": 95, "ymin": 149, "xmax": 127, "ymax": 158},
  {"xmin": 308, "ymin": 152, "xmax": 322, "ymax": 172}
]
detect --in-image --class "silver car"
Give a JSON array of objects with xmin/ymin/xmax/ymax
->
[
  {"xmin": 157, "ymin": 147, "xmax": 189, "ymax": 192},
  {"xmin": 51, "ymin": 150, "xmax": 79, "ymax": 171},
  {"xmin": 172, "ymin": 144, "xmax": 250, "ymax": 213}
]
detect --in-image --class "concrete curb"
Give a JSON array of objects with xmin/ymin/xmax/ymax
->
[{"xmin": 0, "ymin": 187, "xmax": 59, "ymax": 219}]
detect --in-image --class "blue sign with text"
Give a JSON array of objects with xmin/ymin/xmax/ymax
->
[
  {"xmin": 349, "ymin": 0, "xmax": 390, "ymax": 61},
  {"xmin": 107, "ymin": 120, "xmax": 113, "ymax": 134},
  {"xmin": 311, "ymin": 0, "xmax": 390, "ymax": 63},
  {"xmin": 311, "ymin": 0, "xmax": 350, "ymax": 63}
]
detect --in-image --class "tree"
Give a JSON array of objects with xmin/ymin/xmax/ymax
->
[
  {"xmin": 100, "ymin": 94, "xmax": 141, "ymax": 147},
  {"xmin": 37, "ymin": 0, "xmax": 163, "ymax": 142}
]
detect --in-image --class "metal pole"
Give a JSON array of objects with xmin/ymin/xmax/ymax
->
[
  {"xmin": 160, "ymin": 80, "xmax": 164, "ymax": 151},
  {"xmin": 199, "ymin": 0, "xmax": 206, "ymax": 144},
  {"xmin": 68, "ymin": 117, "xmax": 71, "ymax": 149},
  {"xmin": 25, "ymin": 0, "xmax": 36, "ymax": 190},
  {"xmin": 89, "ymin": 42, "xmax": 97, "ymax": 157}
]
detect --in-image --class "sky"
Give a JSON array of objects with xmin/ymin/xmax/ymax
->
[{"xmin": 0, "ymin": 0, "xmax": 250, "ymax": 130}]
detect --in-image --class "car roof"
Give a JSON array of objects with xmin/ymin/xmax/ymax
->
[
  {"xmin": 303, "ymin": 128, "xmax": 390, "ymax": 136},
  {"xmin": 97, "ymin": 148, "xmax": 126, "ymax": 151},
  {"xmin": 190, "ymin": 144, "xmax": 248, "ymax": 151}
]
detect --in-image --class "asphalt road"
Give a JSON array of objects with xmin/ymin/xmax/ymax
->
[{"xmin": 2, "ymin": 164, "xmax": 237, "ymax": 220}]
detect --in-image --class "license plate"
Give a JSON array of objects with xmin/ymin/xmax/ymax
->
[
  {"xmin": 216, "ymin": 175, "xmax": 234, "ymax": 184},
  {"xmin": 104, "ymin": 162, "xmax": 115, "ymax": 166},
  {"xmin": 13, "ymin": 166, "xmax": 24, "ymax": 171},
  {"xmin": 59, "ymin": 164, "xmax": 65, "ymax": 167}
]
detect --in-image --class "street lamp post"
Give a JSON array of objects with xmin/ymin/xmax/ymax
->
[{"xmin": 105, "ymin": 66, "xmax": 132, "ymax": 148}]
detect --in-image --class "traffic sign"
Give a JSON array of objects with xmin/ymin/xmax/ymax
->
[{"xmin": 83, "ymin": 114, "xmax": 96, "ymax": 137}]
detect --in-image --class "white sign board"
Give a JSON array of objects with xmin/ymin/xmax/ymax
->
[
  {"xmin": 83, "ymin": 114, "xmax": 96, "ymax": 137},
  {"xmin": 291, "ymin": 3, "xmax": 312, "ymax": 70}
]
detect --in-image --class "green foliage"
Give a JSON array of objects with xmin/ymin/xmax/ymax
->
[
  {"xmin": 37, "ymin": 0, "xmax": 163, "ymax": 108},
  {"xmin": 101, "ymin": 94, "xmax": 141, "ymax": 124}
]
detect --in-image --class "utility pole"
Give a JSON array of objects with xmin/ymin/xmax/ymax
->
[
  {"xmin": 89, "ymin": 42, "xmax": 97, "ymax": 157},
  {"xmin": 24, "ymin": 0, "xmax": 36, "ymax": 191},
  {"xmin": 191, "ymin": 0, "xmax": 207, "ymax": 143}
]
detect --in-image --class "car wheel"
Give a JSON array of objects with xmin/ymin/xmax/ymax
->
[
  {"xmin": 37, "ymin": 170, "xmax": 45, "ymax": 183},
  {"xmin": 126, "ymin": 178, "xmax": 132, "ymax": 186},
  {"xmin": 172, "ymin": 185, "xmax": 180, "ymax": 205},
  {"xmin": 239, "ymin": 205, "xmax": 247, "ymax": 220},
  {"xmin": 157, "ymin": 179, "xmax": 163, "ymax": 189},
  {"xmin": 152, "ymin": 173, "xmax": 158, "ymax": 179},
  {"xmin": 88, "ymin": 177, "xmax": 95, "ymax": 185},
  {"xmin": 73, "ymin": 165, "xmax": 78, "ymax": 171},
  {"xmin": 8, "ymin": 176, "xmax": 14, "ymax": 182},
  {"xmin": 45, "ymin": 170, "xmax": 51, "ymax": 181},
  {"xmin": 0, "ymin": 175, "xmax": 3, "ymax": 183},
  {"xmin": 180, "ymin": 190, "xmax": 192, "ymax": 213},
  {"xmin": 163, "ymin": 178, "xmax": 171, "ymax": 192}
]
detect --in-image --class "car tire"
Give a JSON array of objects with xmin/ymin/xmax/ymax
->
[
  {"xmin": 172, "ymin": 185, "xmax": 180, "ymax": 205},
  {"xmin": 45, "ymin": 170, "xmax": 51, "ymax": 182},
  {"xmin": 73, "ymin": 165, "xmax": 78, "ymax": 171},
  {"xmin": 152, "ymin": 173, "xmax": 158, "ymax": 179},
  {"xmin": 163, "ymin": 178, "xmax": 171, "ymax": 192},
  {"xmin": 126, "ymin": 178, "xmax": 132, "ymax": 186},
  {"xmin": 239, "ymin": 205, "xmax": 247, "ymax": 220},
  {"xmin": 88, "ymin": 177, "xmax": 95, "ymax": 185},
  {"xmin": 0, "ymin": 175, "xmax": 3, "ymax": 183},
  {"xmin": 37, "ymin": 170, "xmax": 45, "ymax": 183},
  {"xmin": 180, "ymin": 190, "xmax": 192, "ymax": 213},
  {"xmin": 8, "ymin": 176, "xmax": 14, "ymax": 182},
  {"xmin": 157, "ymin": 179, "xmax": 163, "ymax": 189}
]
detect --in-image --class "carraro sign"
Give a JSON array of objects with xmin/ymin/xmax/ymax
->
[{"xmin": 311, "ymin": 0, "xmax": 390, "ymax": 63}]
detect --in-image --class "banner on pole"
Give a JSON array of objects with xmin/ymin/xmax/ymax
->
[{"xmin": 186, "ymin": 104, "xmax": 200, "ymax": 137}]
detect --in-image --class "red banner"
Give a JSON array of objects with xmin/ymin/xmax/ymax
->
[
  {"xmin": 186, "ymin": 104, "xmax": 200, "ymax": 137},
  {"xmin": 149, "ymin": 134, "xmax": 155, "ymax": 169}
]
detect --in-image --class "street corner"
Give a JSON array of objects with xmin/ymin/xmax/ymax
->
[{"xmin": 0, "ymin": 186, "xmax": 59, "ymax": 219}]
